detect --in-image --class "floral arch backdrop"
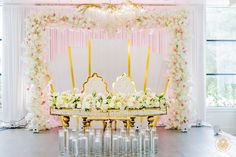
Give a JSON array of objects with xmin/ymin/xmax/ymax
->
[{"xmin": 25, "ymin": 4, "xmax": 191, "ymax": 130}]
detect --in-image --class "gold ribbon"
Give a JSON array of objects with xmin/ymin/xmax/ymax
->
[
  {"xmin": 154, "ymin": 78, "xmax": 170, "ymax": 127},
  {"xmin": 88, "ymin": 39, "xmax": 92, "ymax": 76},
  {"xmin": 68, "ymin": 46, "xmax": 75, "ymax": 89},
  {"xmin": 128, "ymin": 39, "xmax": 131, "ymax": 78},
  {"xmin": 141, "ymin": 46, "xmax": 151, "ymax": 123},
  {"xmin": 160, "ymin": 77, "xmax": 170, "ymax": 96},
  {"xmin": 49, "ymin": 83, "xmax": 55, "ymax": 93},
  {"xmin": 163, "ymin": 78, "xmax": 170, "ymax": 96},
  {"xmin": 144, "ymin": 46, "xmax": 151, "ymax": 92}
]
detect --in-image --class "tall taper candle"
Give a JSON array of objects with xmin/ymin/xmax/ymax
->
[
  {"xmin": 88, "ymin": 39, "xmax": 92, "ymax": 76},
  {"xmin": 58, "ymin": 130, "xmax": 65, "ymax": 155},
  {"xmin": 128, "ymin": 39, "xmax": 131, "ymax": 78},
  {"xmin": 132, "ymin": 138, "xmax": 138, "ymax": 154},
  {"xmin": 112, "ymin": 136, "xmax": 119, "ymax": 155},
  {"xmin": 68, "ymin": 46, "xmax": 75, "ymax": 89},
  {"xmin": 144, "ymin": 135, "xmax": 150, "ymax": 154},
  {"xmin": 152, "ymin": 136, "xmax": 158, "ymax": 154},
  {"xmin": 144, "ymin": 46, "xmax": 151, "ymax": 92},
  {"xmin": 72, "ymin": 139, "xmax": 79, "ymax": 156}
]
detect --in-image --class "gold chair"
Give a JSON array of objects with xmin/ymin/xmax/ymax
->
[
  {"xmin": 112, "ymin": 73, "xmax": 137, "ymax": 129},
  {"xmin": 81, "ymin": 73, "xmax": 110, "ymax": 130}
]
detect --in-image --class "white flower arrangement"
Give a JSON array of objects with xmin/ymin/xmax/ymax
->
[
  {"xmin": 25, "ymin": 3, "xmax": 191, "ymax": 130},
  {"xmin": 49, "ymin": 90, "xmax": 170, "ymax": 112}
]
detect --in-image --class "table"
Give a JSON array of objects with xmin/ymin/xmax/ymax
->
[{"xmin": 50, "ymin": 107, "xmax": 167, "ymax": 128}]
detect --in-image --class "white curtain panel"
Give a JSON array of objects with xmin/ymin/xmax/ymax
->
[
  {"xmin": 189, "ymin": 5, "xmax": 206, "ymax": 121},
  {"xmin": 1, "ymin": 6, "xmax": 47, "ymax": 122},
  {"xmin": 1, "ymin": 6, "xmax": 29, "ymax": 122},
  {"xmin": 0, "ymin": 5, "xmax": 66, "ymax": 123},
  {"xmin": 1, "ymin": 4, "xmax": 205, "ymax": 124}
]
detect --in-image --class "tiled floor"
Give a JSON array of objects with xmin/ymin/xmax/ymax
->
[{"xmin": 0, "ymin": 127, "xmax": 235, "ymax": 157}]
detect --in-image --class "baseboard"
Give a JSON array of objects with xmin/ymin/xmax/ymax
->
[
  {"xmin": 222, "ymin": 127, "xmax": 236, "ymax": 135},
  {"xmin": 206, "ymin": 107, "xmax": 236, "ymax": 135}
]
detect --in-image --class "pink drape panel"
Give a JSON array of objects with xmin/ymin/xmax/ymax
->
[{"xmin": 46, "ymin": 28, "xmax": 169, "ymax": 61}]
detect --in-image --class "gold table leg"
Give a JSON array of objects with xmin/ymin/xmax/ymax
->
[
  {"xmin": 114, "ymin": 120, "xmax": 117, "ymax": 130},
  {"xmin": 87, "ymin": 120, "xmax": 91, "ymax": 127},
  {"xmin": 82, "ymin": 117, "xmax": 88, "ymax": 129},
  {"xmin": 76, "ymin": 117, "xmax": 80, "ymax": 130},
  {"xmin": 130, "ymin": 117, "xmax": 136, "ymax": 128},
  {"xmin": 109, "ymin": 120, "xmax": 113, "ymax": 128},
  {"xmin": 103, "ymin": 120, "xmax": 107, "ymax": 131},
  {"xmin": 154, "ymin": 115, "xmax": 159, "ymax": 127},
  {"xmin": 61, "ymin": 116, "xmax": 70, "ymax": 128},
  {"xmin": 123, "ymin": 120, "xmax": 128, "ymax": 128},
  {"xmin": 147, "ymin": 116, "xmax": 154, "ymax": 128}
]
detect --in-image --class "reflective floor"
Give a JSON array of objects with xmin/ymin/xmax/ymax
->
[{"xmin": 0, "ymin": 127, "xmax": 235, "ymax": 157}]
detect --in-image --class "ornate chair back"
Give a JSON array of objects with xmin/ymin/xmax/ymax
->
[
  {"xmin": 81, "ymin": 73, "xmax": 109, "ymax": 95},
  {"xmin": 112, "ymin": 73, "xmax": 136, "ymax": 95}
]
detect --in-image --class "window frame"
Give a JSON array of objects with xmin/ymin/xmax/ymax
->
[
  {"xmin": 0, "ymin": 38, "xmax": 2, "ymax": 110},
  {"xmin": 206, "ymin": 7, "xmax": 236, "ymax": 108}
]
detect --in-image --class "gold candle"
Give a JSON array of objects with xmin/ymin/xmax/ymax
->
[
  {"xmin": 154, "ymin": 78, "xmax": 169, "ymax": 127},
  {"xmin": 68, "ymin": 46, "xmax": 75, "ymax": 89},
  {"xmin": 163, "ymin": 78, "xmax": 170, "ymax": 96},
  {"xmin": 128, "ymin": 39, "xmax": 131, "ymax": 78},
  {"xmin": 144, "ymin": 46, "xmax": 151, "ymax": 92},
  {"xmin": 160, "ymin": 78, "xmax": 170, "ymax": 96},
  {"xmin": 88, "ymin": 39, "xmax": 92, "ymax": 76},
  {"xmin": 49, "ymin": 83, "xmax": 55, "ymax": 93}
]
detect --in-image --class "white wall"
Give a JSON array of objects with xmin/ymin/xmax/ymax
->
[{"xmin": 206, "ymin": 108, "xmax": 236, "ymax": 134}]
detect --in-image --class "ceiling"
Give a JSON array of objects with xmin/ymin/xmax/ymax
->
[
  {"xmin": 1, "ymin": 0, "xmax": 235, "ymax": 6},
  {"xmin": 2, "ymin": 0, "xmax": 205, "ymax": 5}
]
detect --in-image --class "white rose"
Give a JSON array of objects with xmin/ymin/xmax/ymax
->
[{"xmin": 109, "ymin": 102, "xmax": 115, "ymax": 108}]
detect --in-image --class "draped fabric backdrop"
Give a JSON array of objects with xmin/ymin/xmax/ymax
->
[
  {"xmin": 1, "ymin": 6, "xmax": 29, "ymax": 122},
  {"xmin": 45, "ymin": 28, "xmax": 170, "ymax": 92},
  {"xmin": 0, "ymin": 4, "xmax": 205, "ymax": 126}
]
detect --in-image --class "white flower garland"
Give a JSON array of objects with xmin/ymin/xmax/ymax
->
[
  {"xmin": 25, "ymin": 4, "xmax": 191, "ymax": 130},
  {"xmin": 49, "ymin": 90, "xmax": 169, "ymax": 112}
]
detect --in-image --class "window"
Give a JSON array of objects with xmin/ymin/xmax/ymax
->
[
  {"xmin": 206, "ymin": 7, "xmax": 236, "ymax": 107},
  {"xmin": 0, "ymin": 6, "xmax": 2, "ymax": 109}
]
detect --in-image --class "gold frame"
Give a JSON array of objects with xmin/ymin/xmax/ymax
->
[
  {"xmin": 50, "ymin": 106, "xmax": 167, "ymax": 128},
  {"xmin": 50, "ymin": 106, "xmax": 167, "ymax": 117},
  {"xmin": 81, "ymin": 72, "xmax": 109, "ymax": 94}
]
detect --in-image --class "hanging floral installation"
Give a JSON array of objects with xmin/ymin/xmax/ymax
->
[{"xmin": 24, "ymin": 3, "xmax": 191, "ymax": 130}]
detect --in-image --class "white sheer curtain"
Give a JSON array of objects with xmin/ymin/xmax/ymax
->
[
  {"xmin": 0, "ymin": 5, "xmax": 74, "ymax": 123},
  {"xmin": 189, "ymin": 5, "xmax": 206, "ymax": 121},
  {"xmin": 0, "ymin": 6, "xmax": 29, "ymax": 122},
  {"xmin": 0, "ymin": 5, "xmax": 62, "ymax": 123}
]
